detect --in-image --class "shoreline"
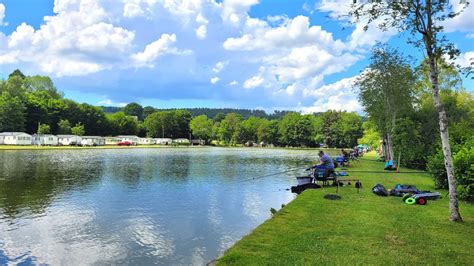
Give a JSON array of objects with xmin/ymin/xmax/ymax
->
[
  {"xmin": 214, "ymin": 153, "xmax": 473, "ymax": 265},
  {"xmin": 0, "ymin": 145, "xmax": 345, "ymax": 151}
]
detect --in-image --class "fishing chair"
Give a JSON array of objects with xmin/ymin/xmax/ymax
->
[{"xmin": 312, "ymin": 168, "xmax": 337, "ymax": 187}]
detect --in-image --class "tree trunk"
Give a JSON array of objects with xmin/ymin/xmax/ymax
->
[
  {"xmin": 386, "ymin": 133, "xmax": 394, "ymax": 161},
  {"xmin": 428, "ymin": 55, "xmax": 463, "ymax": 222}
]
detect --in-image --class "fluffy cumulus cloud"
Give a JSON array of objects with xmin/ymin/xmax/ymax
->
[
  {"xmin": 442, "ymin": 1, "xmax": 474, "ymax": 33},
  {"xmin": 0, "ymin": 3, "xmax": 7, "ymax": 26},
  {"xmin": 7, "ymin": 0, "xmax": 469, "ymax": 112}
]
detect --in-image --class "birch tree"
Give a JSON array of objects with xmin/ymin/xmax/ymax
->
[
  {"xmin": 350, "ymin": 0, "xmax": 467, "ymax": 221},
  {"xmin": 355, "ymin": 46, "xmax": 415, "ymax": 161}
]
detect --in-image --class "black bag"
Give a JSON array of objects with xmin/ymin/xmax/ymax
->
[
  {"xmin": 372, "ymin": 184, "xmax": 388, "ymax": 196},
  {"xmin": 355, "ymin": 181, "xmax": 362, "ymax": 189}
]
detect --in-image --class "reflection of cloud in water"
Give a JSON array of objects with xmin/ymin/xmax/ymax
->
[
  {"xmin": 128, "ymin": 217, "xmax": 175, "ymax": 258},
  {"xmin": 242, "ymin": 187, "xmax": 263, "ymax": 222},
  {"xmin": 0, "ymin": 203, "xmax": 125, "ymax": 265},
  {"xmin": 207, "ymin": 189, "xmax": 222, "ymax": 227},
  {"xmin": 191, "ymin": 246, "xmax": 207, "ymax": 265}
]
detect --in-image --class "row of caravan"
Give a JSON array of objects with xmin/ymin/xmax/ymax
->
[{"xmin": 0, "ymin": 132, "xmax": 194, "ymax": 146}]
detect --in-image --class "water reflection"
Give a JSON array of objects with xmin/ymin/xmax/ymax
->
[{"xmin": 0, "ymin": 148, "xmax": 319, "ymax": 265}]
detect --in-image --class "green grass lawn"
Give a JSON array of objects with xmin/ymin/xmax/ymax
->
[{"xmin": 218, "ymin": 152, "xmax": 474, "ymax": 265}]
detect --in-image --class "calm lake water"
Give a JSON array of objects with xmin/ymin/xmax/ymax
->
[{"xmin": 0, "ymin": 147, "xmax": 325, "ymax": 265}]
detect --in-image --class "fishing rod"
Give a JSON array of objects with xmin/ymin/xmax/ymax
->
[
  {"xmin": 236, "ymin": 166, "xmax": 307, "ymax": 183},
  {"xmin": 340, "ymin": 170, "xmax": 429, "ymax": 174}
]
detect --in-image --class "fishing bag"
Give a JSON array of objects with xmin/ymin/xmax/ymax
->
[{"xmin": 372, "ymin": 184, "xmax": 388, "ymax": 196}]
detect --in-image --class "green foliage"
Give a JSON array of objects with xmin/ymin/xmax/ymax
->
[
  {"xmin": 358, "ymin": 120, "xmax": 380, "ymax": 149},
  {"xmin": 392, "ymin": 117, "xmax": 424, "ymax": 168},
  {"xmin": 108, "ymin": 112, "xmax": 138, "ymax": 135},
  {"xmin": 38, "ymin": 124, "xmax": 51, "ymax": 134},
  {"xmin": 143, "ymin": 106, "xmax": 155, "ymax": 119},
  {"xmin": 190, "ymin": 115, "xmax": 213, "ymax": 142},
  {"xmin": 453, "ymin": 142, "xmax": 474, "ymax": 201},
  {"xmin": 217, "ymin": 113, "xmax": 243, "ymax": 145},
  {"xmin": 278, "ymin": 113, "xmax": 314, "ymax": 147},
  {"xmin": 0, "ymin": 92, "xmax": 26, "ymax": 132},
  {"xmin": 71, "ymin": 123, "xmax": 85, "ymax": 136},
  {"xmin": 57, "ymin": 119, "xmax": 71, "ymax": 134},
  {"xmin": 144, "ymin": 110, "xmax": 191, "ymax": 138},
  {"xmin": 123, "ymin": 102, "xmax": 144, "ymax": 121},
  {"xmin": 428, "ymin": 139, "xmax": 474, "ymax": 201}
]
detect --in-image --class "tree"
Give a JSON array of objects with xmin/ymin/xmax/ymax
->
[
  {"xmin": 143, "ymin": 106, "xmax": 155, "ymax": 119},
  {"xmin": 8, "ymin": 69, "xmax": 26, "ymax": 79},
  {"xmin": 358, "ymin": 120, "xmax": 381, "ymax": 150},
  {"xmin": 71, "ymin": 123, "xmax": 85, "ymax": 136},
  {"xmin": 58, "ymin": 119, "xmax": 72, "ymax": 134},
  {"xmin": 257, "ymin": 120, "xmax": 280, "ymax": 145},
  {"xmin": 217, "ymin": 113, "xmax": 243, "ymax": 145},
  {"xmin": 351, "ymin": 0, "xmax": 467, "ymax": 221},
  {"xmin": 38, "ymin": 124, "xmax": 51, "ymax": 134},
  {"xmin": 108, "ymin": 112, "xmax": 138, "ymax": 135},
  {"xmin": 240, "ymin": 116, "xmax": 265, "ymax": 143},
  {"xmin": 278, "ymin": 113, "xmax": 315, "ymax": 147},
  {"xmin": 354, "ymin": 46, "xmax": 415, "ymax": 161},
  {"xmin": 123, "ymin": 102, "xmax": 144, "ymax": 121},
  {"xmin": 0, "ymin": 92, "xmax": 26, "ymax": 132},
  {"xmin": 190, "ymin": 115, "xmax": 213, "ymax": 142}
]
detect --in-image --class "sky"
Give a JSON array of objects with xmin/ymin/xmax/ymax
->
[{"xmin": 0, "ymin": 0, "xmax": 473, "ymax": 113}]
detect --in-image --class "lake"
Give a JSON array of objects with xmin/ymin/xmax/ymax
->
[{"xmin": 0, "ymin": 147, "xmax": 325, "ymax": 265}]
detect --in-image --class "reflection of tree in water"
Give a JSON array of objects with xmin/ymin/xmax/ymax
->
[
  {"xmin": 104, "ymin": 153, "xmax": 191, "ymax": 186},
  {"xmin": 0, "ymin": 151, "xmax": 104, "ymax": 218}
]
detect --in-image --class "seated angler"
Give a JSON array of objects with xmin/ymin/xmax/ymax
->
[{"xmin": 310, "ymin": 150, "xmax": 335, "ymax": 176}]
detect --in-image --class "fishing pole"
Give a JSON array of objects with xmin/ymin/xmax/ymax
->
[
  {"xmin": 236, "ymin": 166, "xmax": 307, "ymax": 183},
  {"xmin": 340, "ymin": 170, "xmax": 429, "ymax": 174}
]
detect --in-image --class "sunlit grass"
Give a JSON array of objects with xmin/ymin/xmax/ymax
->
[{"xmin": 218, "ymin": 152, "xmax": 474, "ymax": 265}]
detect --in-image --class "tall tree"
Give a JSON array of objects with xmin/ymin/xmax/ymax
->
[
  {"xmin": 71, "ymin": 123, "xmax": 85, "ymax": 136},
  {"xmin": 351, "ymin": 0, "xmax": 466, "ymax": 221},
  {"xmin": 58, "ymin": 119, "xmax": 72, "ymax": 134},
  {"xmin": 355, "ymin": 46, "xmax": 415, "ymax": 161},
  {"xmin": 190, "ymin": 115, "xmax": 213, "ymax": 142},
  {"xmin": 0, "ymin": 92, "xmax": 26, "ymax": 132},
  {"xmin": 123, "ymin": 102, "xmax": 144, "ymax": 121}
]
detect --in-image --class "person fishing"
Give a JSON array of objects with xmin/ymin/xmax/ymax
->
[{"xmin": 308, "ymin": 150, "xmax": 335, "ymax": 175}]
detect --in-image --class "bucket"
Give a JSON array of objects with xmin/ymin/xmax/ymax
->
[{"xmin": 296, "ymin": 176, "xmax": 313, "ymax": 185}]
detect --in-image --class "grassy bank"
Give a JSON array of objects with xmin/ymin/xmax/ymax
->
[{"xmin": 218, "ymin": 152, "xmax": 474, "ymax": 265}]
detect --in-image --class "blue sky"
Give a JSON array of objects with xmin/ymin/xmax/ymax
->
[{"xmin": 0, "ymin": 0, "xmax": 473, "ymax": 112}]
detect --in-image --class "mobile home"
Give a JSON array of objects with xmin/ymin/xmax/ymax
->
[
  {"xmin": 33, "ymin": 134, "xmax": 59, "ymax": 146},
  {"xmin": 81, "ymin": 136, "xmax": 105, "ymax": 146},
  {"xmin": 117, "ymin": 135, "xmax": 140, "ymax": 145},
  {"xmin": 105, "ymin": 137, "xmax": 120, "ymax": 145},
  {"xmin": 139, "ymin": 138, "xmax": 155, "ymax": 145},
  {"xmin": 57, "ymin": 135, "xmax": 82, "ymax": 146},
  {"xmin": 154, "ymin": 138, "xmax": 172, "ymax": 145},
  {"xmin": 0, "ymin": 132, "xmax": 32, "ymax": 145}
]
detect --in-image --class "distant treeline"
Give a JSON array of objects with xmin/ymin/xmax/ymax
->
[
  {"xmin": 101, "ymin": 106, "xmax": 295, "ymax": 120},
  {"xmin": 0, "ymin": 69, "xmax": 363, "ymax": 148}
]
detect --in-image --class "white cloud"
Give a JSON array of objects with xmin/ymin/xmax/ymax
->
[
  {"xmin": 443, "ymin": 1, "xmax": 474, "ymax": 33},
  {"xmin": 243, "ymin": 75, "xmax": 264, "ymax": 89},
  {"xmin": 229, "ymin": 80, "xmax": 238, "ymax": 86},
  {"xmin": 301, "ymin": 76, "xmax": 362, "ymax": 113},
  {"xmin": 195, "ymin": 24, "xmax": 207, "ymax": 39},
  {"xmin": 131, "ymin": 33, "xmax": 190, "ymax": 67},
  {"xmin": 224, "ymin": 16, "xmax": 345, "ymax": 53},
  {"xmin": 212, "ymin": 61, "xmax": 228, "ymax": 73},
  {"xmin": 195, "ymin": 12, "xmax": 208, "ymax": 24},
  {"xmin": 221, "ymin": 0, "xmax": 260, "ymax": 26},
  {"xmin": 467, "ymin": 33, "xmax": 474, "ymax": 39},
  {"xmin": 454, "ymin": 51, "xmax": 474, "ymax": 68},
  {"xmin": 0, "ymin": 3, "xmax": 8, "ymax": 26},
  {"xmin": 210, "ymin": 76, "xmax": 220, "ymax": 84},
  {"xmin": 3, "ymin": 0, "xmax": 135, "ymax": 76}
]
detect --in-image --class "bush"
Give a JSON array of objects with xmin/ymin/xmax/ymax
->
[
  {"xmin": 453, "ymin": 143, "xmax": 474, "ymax": 201},
  {"xmin": 427, "ymin": 150, "xmax": 448, "ymax": 189},
  {"xmin": 427, "ymin": 138, "xmax": 474, "ymax": 201}
]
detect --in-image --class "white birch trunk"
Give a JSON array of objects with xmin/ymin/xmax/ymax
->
[{"xmin": 428, "ymin": 56, "xmax": 462, "ymax": 222}]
